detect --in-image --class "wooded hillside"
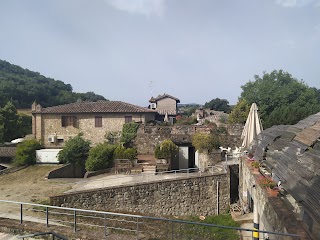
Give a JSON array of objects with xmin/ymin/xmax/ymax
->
[{"xmin": 0, "ymin": 59, "xmax": 106, "ymax": 108}]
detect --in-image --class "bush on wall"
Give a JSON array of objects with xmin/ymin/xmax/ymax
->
[
  {"xmin": 114, "ymin": 145, "xmax": 137, "ymax": 160},
  {"xmin": 154, "ymin": 139, "xmax": 178, "ymax": 160},
  {"xmin": 192, "ymin": 133, "xmax": 220, "ymax": 153},
  {"xmin": 120, "ymin": 122, "xmax": 139, "ymax": 146},
  {"xmin": 14, "ymin": 139, "xmax": 43, "ymax": 166},
  {"xmin": 85, "ymin": 143, "xmax": 117, "ymax": 171},
  {"xmin": 58, "ymin": 133, "xmax": 91, "ymax": 166}
]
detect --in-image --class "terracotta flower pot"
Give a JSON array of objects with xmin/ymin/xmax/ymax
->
[{"xmin": 266, "ymin": 187, "xmax": 278, "ymax": 197}]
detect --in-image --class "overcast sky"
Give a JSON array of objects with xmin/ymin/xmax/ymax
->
[{"xmin": 0, "ymin": 0, "xmax": 320, "ymax": 106}]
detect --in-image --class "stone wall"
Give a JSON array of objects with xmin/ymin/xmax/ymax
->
[
  {"xmin": 156, "ymin": 97, "xmax": 177, "ymax": 115},
  {"xmin": 50, "ymin": 173, "xmax": 230, "ymax": 217},
  {"xmin": 240, "ymin": 158, "xmax": 311, "ymax": 239},
  {"xmin": 134, "ymin": 125, "xmax": 213, "ymax": 154}
]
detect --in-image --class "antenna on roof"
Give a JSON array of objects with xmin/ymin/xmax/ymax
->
[{"xmin": 149, "ymin": 80, "xmax": 155, "ymax": 96}]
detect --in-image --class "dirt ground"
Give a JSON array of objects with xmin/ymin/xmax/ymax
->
[{"xmin": 0, "ymin": 165, "xmax": 79, "ymax": 203}]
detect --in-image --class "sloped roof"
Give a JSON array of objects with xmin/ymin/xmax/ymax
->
[
  {"xmin": 252, "ymin": 112, "xmax": 320, "ymax": 222},
  {"xmin": 149, "ymin": 94, "xmax": 180, "ymax": 103},
  {"xmin": 32, "ymin": 101, "xmax": 156, "ymax": 114}
]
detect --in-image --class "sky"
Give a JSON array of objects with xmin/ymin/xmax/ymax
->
[{"xmin": 0, "ymin": 0, "xmax": 320, "ymax": 107}]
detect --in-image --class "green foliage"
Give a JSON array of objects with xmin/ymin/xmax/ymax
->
[
  {"xmin": 125, "ymin": 148, "xmax": 138, "ymax": 160},
  {"xmin": 182, "ymin": 214, "xmax": 240, "ymax": 240},
  {"xmin": 175, "ymin": 116, "xmax": 197, "ymax": 125},
  {"xmin": 120, "ymin": 122, "xmax": 139, "ymax": 145},
  {"xmin": 85, "ymin": 144, "xmax": 116, "ymax": 171},
  {"xmin": 58, "ymin": 134, "xmax": 91, "ymax": 165},
  {"xmin": 0, "ymin": 59, "xmax": 106, "ymax": 108},
  {"xmin": 0, "ymin": 102, "xmax": 19, "ymax": 142},
  {"xmin": 17, "ymin": 113, "xmax": 32, "ymax": 137},
  {"xmin": 14, "ymin": 139, "xmax": 43, "ymax": 166},
  {"xmin": 240, "ymin": 70, "xmax": 320, "ymax": 128},
  {"xmin": 104, "ymin": 131, "xmax": 121, "ymax": 144},
  {"xmin": 228, "ymin": 99, "xmax": 250, "ymax": 124},
  {"xmin": 192, "ymin": 133, "xmax": 220, "ymax": 153},
  {"xmin": 154, "ymin": 139, "xmax": 178, "ymax": 159},
  {"xmin": 204, "ymin": 98, "xmax": 231, "ymax": 113},
  {"xmin": 114, "ymin": 145, "xmax": 137, "ymax": 160}
]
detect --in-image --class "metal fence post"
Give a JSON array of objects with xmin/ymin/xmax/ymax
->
[
  {"xmin": 104, "ymin": 214, "xmax": 107, "ymax": 239},
  {"xmin": 136, "ymin": 217, "xmax": 139, "ymax": 240},
  {"xmin": 171, "ymin": 221, "xmax": 174, "ymax": 240},
  {"xmin": 74, "ymin": 210, "xmax": 77, "ymax": 232},
  {"xmin": 20, "ymin": 203, "xmax": 23, "ymax": 224},
  {"xmin": 46, "ymin": 207, "xmax": 49, "ymax": 227}
]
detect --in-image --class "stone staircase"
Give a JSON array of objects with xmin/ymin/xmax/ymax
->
[{"xmin": 142, "ymin": 165, "xmax": 156, "ymax": 174}]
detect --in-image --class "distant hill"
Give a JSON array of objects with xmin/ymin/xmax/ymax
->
[{"xmin": 0, "ymin": 59, "xmax": 107, "ymax": 108}]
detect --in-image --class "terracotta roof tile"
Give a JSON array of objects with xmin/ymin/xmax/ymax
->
[
  {"xmin": 149, "ymin": 93, "xmax": 180, "ymax": 103},
  {"xmin": 32, "ymin": 101, "xmax": 156, "ymax": 114}
]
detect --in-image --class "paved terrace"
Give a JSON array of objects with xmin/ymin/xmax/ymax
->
[{"xmin": 66, "ymin": 158, "xmax": 239, "ymax": 193}]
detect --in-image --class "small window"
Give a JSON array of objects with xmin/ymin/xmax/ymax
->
[
  {"xmin": 95, "ymin": 116, "xmax": 102, "ymax": 127},
  {"xmin": 150, "ymin": 103, "xmax": 156, "ymax": 109},
  {"xmin": 61, "ymin": 116, "xmax": 77, "ymax": 127},
  {"xmin": 125, "ymin": 116, "xmax": 132, "ymax": 123}
]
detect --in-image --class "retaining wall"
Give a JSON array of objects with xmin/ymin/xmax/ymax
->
[{"xmin": 50, "ymin": 173, "xmax": 230, "ymax": 217}]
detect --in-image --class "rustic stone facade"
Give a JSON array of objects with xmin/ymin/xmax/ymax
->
[
  {"xmin": 134, "ymin": 125, "xmax": 213, "ymax": 154},
  {"xmin": 50, "ymin": 173, "xmax": 230, "ymax": 217},
  {"xmin": 33, "ymin": 113, "xmax": 155, "ymax": 148},
  {"xmin": 155, "ymin": 97, "xmax": 177, "ymax": 115}
]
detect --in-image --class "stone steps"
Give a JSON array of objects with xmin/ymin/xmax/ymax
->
[{"xmin": 143, "ymin": 165, "xmax": 156, "ymax": 174}]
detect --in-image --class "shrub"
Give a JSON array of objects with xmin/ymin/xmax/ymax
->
[
  {"xmin": 58, "ymin": 133, "xmax": 91, "ymax": 165},
  {"xmin": 154, "ymin": 139, "xmax": 178, "ymax": 160},
  {"xmin": 114, "ymin": 145, "xmax": 137, "ymax": 160},
  {"xmin": 120, "ymin": 122, "xmax": 139, "ymax": 145},
  {"xmin": 85, "ymin": 144, "xmax": 116, "ymax": 171},
  {"xmin": 251, "ymin": 161, "xmax": 260, "ymax": 168},
  {"xmin": 192, "ymin": 133, "xmax": 220, "ymax": 153},
  {"xmin": 104, "ymin": 131, "xmax": 121, "ymax": 144},
  {"xmin": 258, "ymin": 176, "xmax": 277, "ymax": 189},
  {"xmin": 14, "ymin": 139, "xmax": 43, "ymax": 166},
  {"xmin": 175, "ymin": 116, "xmax": 197, "ymax": 125},
  {"xmin": 125, "ymin": 148, "xmax": 138, "ymax": 160}
]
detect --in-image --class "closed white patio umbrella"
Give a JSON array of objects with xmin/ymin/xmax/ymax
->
[{"xmin": 241, "ymin": 103, "xmax": 263, "ymax": 149}]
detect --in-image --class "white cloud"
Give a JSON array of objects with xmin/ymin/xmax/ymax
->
[
  {"xmin": 105, "ymin": 0, "xmax": 165, "ymax": 17},
  {"xmin": 275, "ymin": 0, "xmax": 315, "ymax": 7}
]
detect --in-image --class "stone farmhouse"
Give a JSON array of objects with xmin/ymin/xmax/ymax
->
[
  {"xmin": 31, "ymin": 101, "xmax": 156, "ymax": 147},
  {"xmin": 149, "ymin": 93, "xmax": 180, "ymax": 123}
]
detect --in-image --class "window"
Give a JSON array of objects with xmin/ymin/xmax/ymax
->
[
  {"xmin": 61, "ymin": 116, "xmax": 77, "ymax": 127},
  {"xmin": 95, "ymin": 116, "xmax": 102, "ymax": 127},
  {"xmin": 125, "ymin": 116, "xmax": 132, "ymax": 123},
  {"xmin": 150, "ymin": 103, "xmax": 156, "ymax": 109}
]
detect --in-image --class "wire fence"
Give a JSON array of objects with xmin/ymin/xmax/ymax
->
[{"xmin": 0, "ymin": 200, "xmax": 300, "ymax": 240}]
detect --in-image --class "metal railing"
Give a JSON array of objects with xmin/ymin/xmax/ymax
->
[
  {"xmin": 18, "ymin": 231, "xmax": 67, "ymax": 240},
  {"xmin": 0, "ymin": 200, "xmax": 300, "ymax": 239}
]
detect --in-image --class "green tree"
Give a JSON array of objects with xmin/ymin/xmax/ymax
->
[
  {"xmin": 204, "ymin": 98, "xmax": 231, "ymax": 113},
  {"xmin": 228, "ymin": 99, "xmax": 250, "ymax": 124},
  {"xmin": 0, "ymin": 59, "xmax": 107, "ymax": 108},
  {"xmin": 85, "ymin": 143, "xmax": 116, "ymax": 171},
  {"xmin": 58, "ymin": 134, "xmax": 91, "ymax": 165},
  {"xmin": 0, "ymin": 101, "xmax": 19, "ymax": 142},
  {"xmin": 240, "ymin": 70, "xmax": 320, "ymax": 128},
  {"xmin": 154, "ymin": 139, "xmax": 178, "ymax": 160},
  {"xmin": 14, "ymin": 139, "xmax": 43, "ymax": 166},
  {"xmin": 192, "ymin": 133, "xmax": 220, "ymax": 153},
  {"xmin": 120, "ymin": 122, "xmax": 139, "ymax": 146}
]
